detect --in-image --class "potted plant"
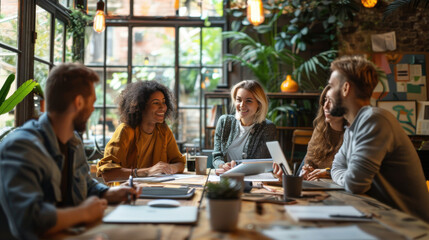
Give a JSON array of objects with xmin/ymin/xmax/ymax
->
[
  {"xmin": 0, "ymin": 74, "xmax": 37, "ymax": 141},
  {"xmin": 206, "ymin": 178, "xmax": 241, "ymax": 232}
]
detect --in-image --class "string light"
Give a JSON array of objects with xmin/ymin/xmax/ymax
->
[
  {"xmin": 247, "ymin": 0, "xmax": 264, "ymax": 26},
  {"xmin": 93, "ymin": 0, "xmax": 106, "ymax": 33},
  {"xmin": 362, "ymin": 0, "xmax": 377, "ymax": 8}
]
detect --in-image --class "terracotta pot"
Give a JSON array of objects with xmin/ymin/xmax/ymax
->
[{"xmin": 207, "ymin": 198, "xmax": 240, "ymax": 232}]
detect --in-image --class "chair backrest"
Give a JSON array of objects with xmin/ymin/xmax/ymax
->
[{"xmin": 292, "ymin": 129, "xmax": 313, "ymax": 145}]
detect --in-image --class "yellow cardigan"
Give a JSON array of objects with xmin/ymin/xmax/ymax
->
[{"xmin": 96, "ymin": 123, "xmax": 185, "ymax": 176}]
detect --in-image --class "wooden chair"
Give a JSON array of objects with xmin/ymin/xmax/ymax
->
[{"xmin": 290, "ymin": 129, "xmax": 313, "ymax": 163}]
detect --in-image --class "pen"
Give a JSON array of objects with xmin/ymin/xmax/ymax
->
[
  {"xmin": 279, "ymin": 163, "xmax": 289, "ymax": 176},
  {"xmin": 261, "ymin": 183, "xmax": 276, "ymax": 193},
  {"xmin": 329, "ymin": 214, "xmax": 372, "ymax": 219},
  {"xmin": 129, "ymin": 168, "xmax": 136, "ymax": 205}
]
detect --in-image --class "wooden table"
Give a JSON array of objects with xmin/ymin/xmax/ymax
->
[{"xmin": 51, "ymin": 174, "xmax": 429, "ymax": 240}]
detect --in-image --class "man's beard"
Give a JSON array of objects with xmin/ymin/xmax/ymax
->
[
  {"xmin": 329, "ymin": 89, "xmax": 347, "ymax": 117},
  {"xmin": 73, "ymin": 108, "xmax": 89, "ymax": 132}
]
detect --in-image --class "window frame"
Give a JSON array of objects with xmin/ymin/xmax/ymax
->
[{"xmin": 84, "ymin": 1, "xmax": 229, "ymax": 149}]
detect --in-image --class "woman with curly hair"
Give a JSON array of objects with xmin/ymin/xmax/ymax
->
[
  {"xmin": 97, "ymin": 81, "xmax": 185, "ymax": 182},
  {"xmin": 300, "ymin": 85, "xmax": 348, "ymax": 181}
]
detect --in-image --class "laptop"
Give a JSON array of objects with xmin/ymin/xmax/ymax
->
[{"xmin": 266, "ymin": 141, "xmax": 293, "ymax": 175}]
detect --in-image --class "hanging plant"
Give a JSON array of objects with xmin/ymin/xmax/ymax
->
[{"xmin": 67, "ymin": 7, "xmax": 91, "ymax": 62}]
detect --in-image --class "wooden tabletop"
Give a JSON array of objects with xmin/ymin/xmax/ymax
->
[{"xmin": 51, "ymin": 174, "xmax": 429, "ymax": 240}]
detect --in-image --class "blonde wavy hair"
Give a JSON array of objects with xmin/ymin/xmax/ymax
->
[{"xmin": 230, "ymin": 80, "xmax": 268, "ymax": 124}]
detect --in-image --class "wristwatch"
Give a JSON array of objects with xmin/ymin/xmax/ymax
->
[
  {"xmin": 134, "ymin": 168, "xmax": 138, "ymax": 177},
  {"xmin": 325, "ymin": 168, "xmax": 331, "ymax": 176}
]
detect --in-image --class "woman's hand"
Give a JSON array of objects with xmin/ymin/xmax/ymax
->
[
  {"xmin": 300, "ymin": 164, "xmax": 314, "ymax": 180},
  {"xmin": 272, "ymin": 163, "xmax": 283, "ymax": 179},
  {"xmin": 148, "ymin": 161, "xmax": 174, "ymax": 176},
  {"xmin": 220, "ymin": 160, "xmax": 237, "ymax": 171},
  {"xmin": 307, "ymin": 168, "xmax": 329, "ymax": 181}
]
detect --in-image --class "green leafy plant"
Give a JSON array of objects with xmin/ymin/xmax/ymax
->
[
  {"xmin": 206, "ymin": 178, "xmax": 241, "ymax": 200},
  {"xmin": 67, "ymin": 7, "xmax": 91, "ymax": 62},
  {"xmin": 0, "ymin": 74, "xmax": 37, "ymax": 115},
  {"xmin": 224, "ymin": 1, "xmax": 359, "ymax": 92},
  {"xmin": 384, "ymin": 0, "xmax": 429, "ymax": 18}
]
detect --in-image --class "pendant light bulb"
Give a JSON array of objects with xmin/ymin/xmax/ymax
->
[
  {"xmin": 361, "ymin": 0, "xmax": 377, "ymax": 8},
  {"xmin": 247, "ymin": 0, "xmax": 264, "ymax": 26},
  {"xmin": 93, "ymin": 0, "xmax": 106, "ymax": 33}
]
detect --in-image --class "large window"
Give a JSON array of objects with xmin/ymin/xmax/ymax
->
[
  {"xmin": 84, "ymin": 0, "xmax": 225, "ymax": 150},
  {"xmin": 0, "ymin": 1, "xmax": 71, "ymax": 128},
  {"xmin": 0, "ymin": 0, "xmax": 19, "ymax": 128}
]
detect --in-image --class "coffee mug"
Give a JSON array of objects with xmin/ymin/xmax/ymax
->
[{"xmin": 195, "ymin": 155, "xmax": 208, "ymax": 175}]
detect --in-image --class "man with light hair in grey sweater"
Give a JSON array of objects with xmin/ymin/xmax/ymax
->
[{"xmin": 328, "ymin": 55, "xmax": 429, "ymax": 223}]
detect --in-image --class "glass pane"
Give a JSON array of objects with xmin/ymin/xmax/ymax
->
[
  {"xmin": 59, "ymin": 0, "xmax": 68, "ymax": 7},
  {"xmin": 0, "ymin": 48, "xmax": 17, "ymax": 128},
  {"xmin": 35, "ymin": 6, "xmax": 51, "ymax": 61},
  {"xmin": 54, "ymin": 19, "xmax": 65, "ymax": 64},
  {"xmin": 106, "ymin": 67, "xmax": 127, "ymax": 105},
  {"xmin": 178, "ymin": 108, "xmax": 200, "ymax": 144},
  {"xmin": 179, "ymin": 28, "xmax": 200, "ymax": 66},
  {"xmin": 90, "ymin": 67, "xmax": 105, "ymax": 107},
  {"xmin": 202, "ymin": 28, "xmax": 222, "ymax": 65},
  {"xmin": 178, "ymin": 0, "xmax": 201, "ymax": 17},
  {"xmin": 65, "ymin": 28, "xmax": 73, "ymax": 62},
  {"xmin": 87, "ymin": 0, "xmax": 98, "ymax": 15},
  {"xmin": 134, "ymin": 0, "xmax": 175, "ymax": 16},
  {"xmin": 0, "ymin": 0, "xmax": 19, "ymax": 48},
  {"xmin": 34, "ymin": 60, "xmax": 50, "ymax": 93},
  {"xmin": 132, "ymin": 27, "xmax": 175, "ymax": 66},
  {"xmin": 201, "ymin": 67, "xmax": 222, "ymax": 91},
  {"xmin": 203, "ymin": 0, "xmax": 223, "ymax": 17},
  {"xmin": 179, "ymin": 68, "xmax": 200, "ymax": 106},
  {"xmin": 132, "ymin": 67, "xmax": 174, "ymax": 90},
  {"xmin": 107, "ymin": 0, "xmax": 130, "ymax": 16},
  {"xmin": 85, "ymin": 27, "xmax": 105, "ymax": 65},
  {"xmin": 86, "ymin": 107, "xmax": 120, "ymax": 148},
  {"xmin": 106, "ymin": 27, "xmax": 128, "ymax": 65}
]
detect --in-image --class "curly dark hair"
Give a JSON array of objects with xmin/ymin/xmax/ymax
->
[{"xmin": 117, "ymin": 81, "xmax": 175, "ymax": 128}]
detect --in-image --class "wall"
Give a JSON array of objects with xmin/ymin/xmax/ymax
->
[{"xmin": 339, "ymin": 3, "xmax": 429, "ymax": 54}]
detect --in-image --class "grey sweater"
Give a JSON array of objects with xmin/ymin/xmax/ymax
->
[
  {"xmin": 332, "ymin": 106, "xmax": 429, "ymax": 222},
  {"xmin": 212, "ymin": 115, "xmax": 277, "ymax": 168}
]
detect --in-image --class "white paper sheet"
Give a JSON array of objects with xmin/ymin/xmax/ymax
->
[
  {"xmin": 284, "ymin": 205, "xmax": 373, "ymax": 222},
  {"xmin": 262, "ymin": 225, "xmax": 376, "ymax": 240},
  {"xmin": 134, "ymin": 174, "xmax": 199, "ymax": 183},
  {"xmin": 208, "ymin": 172, "xmax": 278, "ymax": 182}
]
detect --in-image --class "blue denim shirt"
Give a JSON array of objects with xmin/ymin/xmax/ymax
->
[{"xmin": 0, "ymin": 113, "xmax": 109, "ymax": 239}]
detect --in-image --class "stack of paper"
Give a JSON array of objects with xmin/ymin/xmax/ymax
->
[
  {"xmin": 284, "ymin": 205, "xmax": 373, "ymax": 222},
  {"xmin": 263, "ymin": 225, "xmax": 376, "ymax": 240}
]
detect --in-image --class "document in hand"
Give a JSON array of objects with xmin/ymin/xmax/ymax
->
[
  {"xmin": 284, "ymin": 205, "xmax": 373, "ymax": 222},
  {"xmin": 103, "ymin": 205, "xmax": 198, "ymax": 224},
  {"xmin": 224, "ymin": 159, "xmax": 273, "ymax": 176}
]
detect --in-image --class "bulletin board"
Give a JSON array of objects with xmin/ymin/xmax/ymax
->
[
  {"xmin": 371, "ymin": 53, "xmax": 429, "ymax": 101},
  {"xmin": 371, "ymin": 53, "xmax": 429, "ymax": 135}
]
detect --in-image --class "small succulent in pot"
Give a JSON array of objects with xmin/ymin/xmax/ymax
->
[{"xmin": 206, "ymin": 178, "xmax": 241, "ymax": 200}]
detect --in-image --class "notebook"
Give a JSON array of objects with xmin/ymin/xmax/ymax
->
[
  {"xmin": 266, "ymin": 141, "xmax": 293, "ymax": 175},
  {"xmin": 103, "ymin": 205, "xmax": 198, "ymax": 224},
  {"xmin": 139, "ymin": 187, "xmax": 195, "ymax": 199}
]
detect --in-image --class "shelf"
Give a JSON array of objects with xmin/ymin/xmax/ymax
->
[{"xmin": 204, "ymin": 91, "xmax": 320, "ymax": 99}]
